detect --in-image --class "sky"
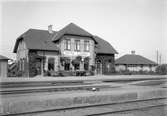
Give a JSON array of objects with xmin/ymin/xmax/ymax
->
[{"xmin": 0, "ymin": 0, "xmax": 167, "ymax": 63}]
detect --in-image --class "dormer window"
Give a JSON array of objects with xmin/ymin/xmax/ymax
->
[
  {"xmin": 64, "ymin": 39, "xmax": 71, "ymax": 50},
  {"xmin": 84, "ymin": 40, "xmax": 90, "ymax": 52},
  {"xmin": 75, "ymin": 40, "xmax": 80, "ymax": 51}
]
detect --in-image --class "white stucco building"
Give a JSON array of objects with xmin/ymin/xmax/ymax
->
[
  {"xmin": 0, "ymin": 55, "xmax": 9, "ymax": 77},
  {"xmin": 115, "ymin": 51, "xmax": 157, "ymax": 72}
]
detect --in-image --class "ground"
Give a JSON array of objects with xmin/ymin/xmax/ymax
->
[{"xmin": 0, "ymin": 75, "xmax": 167, "ymax": 116}]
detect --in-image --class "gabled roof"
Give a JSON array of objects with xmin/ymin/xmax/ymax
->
[
  {"xmin": 94, "ymin": 36, "xmax": 118, "ymax": 54},
  {"xmin": 115, "ymin": 54, "xmax": 157, "ymax": 65},
  {"xmin": 13, "ymin": 23, "xmax": 117, "ymax": 55},
  {"xmin": 13, "ymin": 29, "xmax": 59, "ymax": 53},
  {"xmin": 0, "ymin": 55, "xmax": 9, "ymax": 60},
  {"xmin": 52, "ymin": 23, "xmax": 97, "ymax": 43}
]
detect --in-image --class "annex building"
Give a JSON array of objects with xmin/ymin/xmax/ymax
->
[
  {"xmin": 13, "ymin": 23, "xmax": 117, "ymax": 77},
  {"xmin": 115, "ymin": 51, "xmax": 157, "ymax": 72}
]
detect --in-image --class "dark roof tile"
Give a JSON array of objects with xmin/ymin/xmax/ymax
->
[
  {"xmin": 94, "ymin": 36, "xmax": 118, "ymax": 54},
  {"xmin": 13, "ymin": 29, "xmax": 59, "ymax": 53},
  {"xmin": 115, "ymin": 54, "xmax": 157, "ymax": 65},
  {"xmin": 52, "ymin": 23, "xmax": 97, "ymax": 43},
  {"xmin": 13, "ymin": 23, "xmax": 117, "ymax": 55}
]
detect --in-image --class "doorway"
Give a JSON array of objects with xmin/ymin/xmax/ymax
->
[
  {"xmin": 36, "ymin": 59, "xmax": 42, "ymax": 75},
  {"xmin": 96, "ymin": 60, "xmax": 102, "ymax": 75}
]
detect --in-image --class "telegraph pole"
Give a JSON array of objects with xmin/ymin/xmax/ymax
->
[
  {"xmin": 156, "ymin": 50, "xmax": 159, "ymax": 65},
  {"xmin": 159, "ymin": 53, "xmax": 161, "ymax": 65}
]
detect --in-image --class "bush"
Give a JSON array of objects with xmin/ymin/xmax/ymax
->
[
  {"xmin": 156, "ymin": 64, "xmax": 167, "ymax": 75},
  {"xmin": 58, "ymin": 70, "xmax": 74, "ymax": 76},
  {"xmin": 89, "ymin": 65, "xmax": 95, "ymax": 76},
  {"xmin": 89, "ymin": 71, "xmax": 95, "ymax": 76},
  {"xmin": 90, "ymin": 65, "xmax": 95, "ymax": 71},
  {"xmin": 17, "ymin": 71, "xmax": 23, "ymax": 77},
  {"xmin": 116, "ymin": 69, "xmax": 132, "ymax": 75}
]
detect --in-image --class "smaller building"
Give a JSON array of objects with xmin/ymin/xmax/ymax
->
[
  {"xmin": 0, "ymin": 55, "xmax": 9, "ymax": 77},
  {"xmin": 115, "ymin": 51, "xmax": 157, "ymax": 72}
]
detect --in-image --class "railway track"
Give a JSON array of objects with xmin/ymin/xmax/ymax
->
[
  {"xmin": 0, "ymin": 83, "xmax": 119, "ymax": 95},
  {"xmin": 1, "ymin": 97, "xmax": 167, "ymax": 116},
  {"xmin": 0, "ymin": 77, "xmax": 166, "ymax": 95},
  {"xmin": 1, "ymin": 76, "xmax": 167, "ymax": 116}
]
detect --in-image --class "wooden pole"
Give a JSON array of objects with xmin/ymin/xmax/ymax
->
[{"xmin": 157, "ymin": 50, "xmax": 159, "ymax": 65}]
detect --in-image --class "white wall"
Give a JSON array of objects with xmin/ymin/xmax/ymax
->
[
  {"xmin": 16, "ymin": 40, "xmax": 28, "ymax": 60},
  {"xmin": 60, "ymin": 36, "xmax": 95, "ymax": 65},
  {"xmin": 0, "ymin": 60, "xmax": 8, "ymax": 77},
  {"xmin": 16, "ymin": 40, "xmax": 29, "ymax": 76},
  {"xmin": 116, "ymin": 64, "xmax": 157, "ymax": 72},
  {"xmin": 115, "ymin": 65, "xmax": 126, "ymax": 71},
  {"xmin": 37, "ymin": 51, "xmax": 59, "ymax": 72}
]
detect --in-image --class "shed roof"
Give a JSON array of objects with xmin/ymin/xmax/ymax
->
[
  {"xmin": 0, "ymin": 55, "xmax": 9, "ymax": 60},
  {"xmin": 115, "ymin": 54, "xmax": 157, "ymax": 65}
]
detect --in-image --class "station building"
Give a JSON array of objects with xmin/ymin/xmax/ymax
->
[{"xmin": 13, "ymin": 23, "xmax": 117, "ymax": 77}]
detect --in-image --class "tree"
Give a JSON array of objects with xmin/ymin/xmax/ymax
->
[
  {"xmin": 156, "ymin": 64, "xmax": 167, "ymax": 75},
  {"xmin": 84, "ymin": 57, "xmax": 90, "ymax": 64},
  {"xmin": 60, "ymin": 57, "xmax": 70, "ymax": 66},
  {"xmin": 84, "ymin": 57, "xmax": 90, "ymax": 70},
  {"xmin": 71, "ymin": 56, "xmax": 82, "ymax": 70},
  {"xmin": 76, "ymin": 56, "xmax": 82, "ymax": 62}
]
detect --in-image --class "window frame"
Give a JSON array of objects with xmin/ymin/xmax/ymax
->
[
  {"xmin": 48, "ymin": 57, "xmax": 55, "ymax": 71},
  {"xmin": 84, "ymin": 40, "xmax": 90, "ymax": 52},
  {"xmin": 74, "ymin": 39, "xmax": 81, "ymax": 51},
  {"xmin": 64, "ymin": 39, "xmax": 71, "ymax": 50}
]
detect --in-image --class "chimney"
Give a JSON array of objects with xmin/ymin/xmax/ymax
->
[
  {"xmin": 48, "ymin": 25, "xmax": 53, "ymax": 34},
  {"xmin": 131, "ymin": 50, "xmax": 135, "ymax": 54}
]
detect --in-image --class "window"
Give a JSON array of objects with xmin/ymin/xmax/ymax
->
[
  {"xmin": 84, "ymin": 63, "xmax": 89, "ymax": 70},
  {"xmin": 64, "ymin": 63, "xmax": 70, "ymax": 70},
  {"xmin": 64, "ymin": 39, "xmax": 71, "ymax": 50},
  {"xmin": 108, "ymin": 59, "xmax": 112, "ymax": 63},
  {"xmin": 84, "ymin": 40, "xmax": 90, "ymax": 52},
  {"xmin": 48, "ymin": 58, "xmax": 55, "ymax": 71},
  {"xmin": 74, "ymin": 64, "xmax": 80, "ymax": 70},
  {"xmin": 75, "ymin": 40, "xmax": 80, "ymax": 51}
]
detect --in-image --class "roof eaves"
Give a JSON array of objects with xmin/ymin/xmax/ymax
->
[
  {"xmin": 0, "ymin": 55, "xmax": 10, "ymax": 60},
  {"xmin": 13, "ymin": 37, "xmax": 24, "ymax": 53},
  {"xmin": 29, "ymin": 49, "xmax": 59, "ymax": 52},
  {"xmin": 13, "ymin": 29, "xmax": 32, "ymax": 53}
]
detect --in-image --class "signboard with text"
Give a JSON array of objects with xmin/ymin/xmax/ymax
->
[{"xmin": 63, "ymin": 51, "xmax": 90, "ymax": 57}]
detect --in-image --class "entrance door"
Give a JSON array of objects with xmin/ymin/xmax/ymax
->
[
  {"xmin": 36, "ymin": 59, "xmax": 42, "ymax": 75},
  {"xmin": 96, "ymin": 60, "xmax": 102, "ymax": 75}
]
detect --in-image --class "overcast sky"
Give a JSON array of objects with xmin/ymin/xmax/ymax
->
[{"xmin": 0, "ymin": 0, "xmax": 167, "ymax": 63}]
